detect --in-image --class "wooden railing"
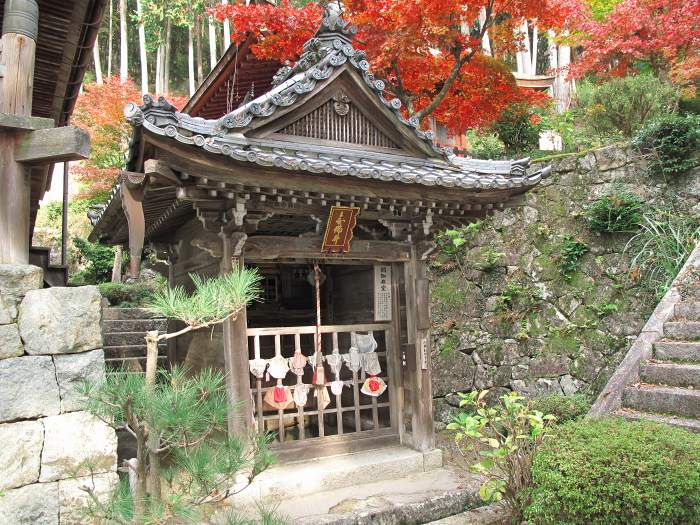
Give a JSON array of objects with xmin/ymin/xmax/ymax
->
[{"xmin": 246, "ymin": 323, "xmax": 395, "ymax": 444}]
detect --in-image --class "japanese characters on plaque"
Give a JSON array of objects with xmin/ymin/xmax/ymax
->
[
  {"xmin": 374, "ymin": 264, "xmax": 392, "ymax": 322},
  {"xmin": 321, "ymin": 205, "xmax": 360, "ymax": 254}
]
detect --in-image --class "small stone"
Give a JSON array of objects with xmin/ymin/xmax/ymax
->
[
  {"xmin": 0, "ymin": 482, "xmax": 59, "ymax": 525},
  {"xmin": 0, "ymin": 356, "xmax": 60, "ymax": 422},
  {"xmin": 19, "ymin": 286, "xmax": 102, "ymax": 355},
  {"xmin": 58, "ymin": 472, "xmax": 119, "ymax": 525},
  {"xmin": 0, "ymin": 420, "xmax": 43, "ymax": 490},
  {"xmin": 560, "ymin": 374, "xmax": 582, "ymax": 395},
  {"xmin": 529, "ymin": 355, "xmax": 571, "ymax": 378},
  {"xmin": 40, "ymin": 411, "xmax": 117, "ymax": 482},
  {"xmin": 0, "ymin": 293, "xmax": 14, "ymax": 324},
  {"xmin": 54, "ymin": 350, "xmax": 106, "ymax": 413},
  {"xmin": 0, "ymin": 323, "xmax": 23, "ymax": 359},
  {"xmin": 523, "ymin": 206, "xmax": 539, "ymax": 224}
]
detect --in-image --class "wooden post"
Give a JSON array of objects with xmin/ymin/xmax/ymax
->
[
  {"xmin": 120, "ymin": 173, "xmax": 146, "ymax": 280},
  {"xmin": 404, "ymin": 245, "xmax": 435, "ymax": 452},
  {"xmin": 220, "ymin": 231, "xmax": 254, "ymax": 437},
  {"xmin": 0, "ymin": 0, "xmax": 38, "ymax": 264}
]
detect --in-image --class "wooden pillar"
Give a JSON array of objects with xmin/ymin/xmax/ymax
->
[
  {"xmin": 0, "ymin": 0, "xmax": 38, "ymax": 264},
  {"xmin": 220, "ymin": 231, "xmax": 254, "ymax": 437},
  {"xmin": 404, "ymin": 245, "xmax": 435, "ymax": 452}
]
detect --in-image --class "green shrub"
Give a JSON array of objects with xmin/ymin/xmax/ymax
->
[
  {"xmin": 576, "ymin": 75, "xmax": 679, "ymax": 137},
  {"xmin": 585, "ymin": 193, "xmax": 643, "ymax": 233},
  {"xmin": 557, "ymin": 236, "xmax": 589, "ymax": 281},
  {"xmin": 98, "ymin": 281, "xmax": 163, "ymax": 307},
  {"xmin": 69, "ymin": 237, "xmax": 115, "ymax": 284},
  {"xmin": 526, "ymin": 417, "xmax": 700, "ymax": 525},
  {"xmin": 448, "ymin": 391, "xmax": 556, "ymax": 523},
  {"xmin": 625, "ymin": 211, "xmax": 700, "ymax": 298},
  {"xmin": 465, "ymin": 130, "xmax": 506, "ymax": 159},
  {"xmin": 493, "ymin": 104, "xmax": 541, "ymax": 153},
  {"xmin": 633, "ymin": 113, "xmax": 700, "ymax": 176},
  {"xmin": 529, "ymin": 394, "xmax": 590, "ymax": 424}
]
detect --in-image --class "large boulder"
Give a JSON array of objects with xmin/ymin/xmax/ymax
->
[
  {"xmin": 18, "ymin": 286, "xmax": 102, "ymax": 355},
  {"xmin": 0, "ymin": 356, "xmax": 60, "ymax": 422},
  {"xmin": 40, "ymin": 411, "xmax": 117, "ymax": 482},
  {"xmin": 431, "ymin": 350, "xmax": 476, "ymax": 398},
  {"xmin": 0, "ymin": 482, "xmax": 59, "ymax": 525},
  {"xmin": 0, "ymin": 322, "xmax": 23, "ymax": 359},
  {"xmin": 0, "ymin": 420, "xmax": 44, "ymax": 490},
  {"xmin": 54, "ymin": 349, "xmax": 105, "ymax": 412},
  {"xmin": 58, "ymin": 472, "xmax": 118, "ymax": 525}
]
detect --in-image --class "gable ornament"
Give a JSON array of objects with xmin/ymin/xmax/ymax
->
[{"xmin": 333, "ymin": 92, "xmax": 351, "ymax": 116}]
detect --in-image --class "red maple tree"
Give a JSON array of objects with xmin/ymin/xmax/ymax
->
[
  {"xmin": 572, "ymin": 0, "xmax": 700, "ymax": 95},
  {"xmin": 70, "ymin": 76, "xmax": 188, "ymax": 200},
  {"xmin": 209, "ymin": 0, "xmax": 581, "ymax": 133}
]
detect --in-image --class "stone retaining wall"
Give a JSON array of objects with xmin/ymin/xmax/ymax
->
[
  {"xmin": 431, "ymin": 146, "xmax": 700, "ymax": 421},
  {"xmin": 0, "ymin": 264, "xmax": 118, "ymax": 525}
]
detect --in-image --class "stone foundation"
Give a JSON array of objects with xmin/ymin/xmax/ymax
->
[{"xmin": 0, "ymin": 264, "xmax": 118, "ymax": 525}]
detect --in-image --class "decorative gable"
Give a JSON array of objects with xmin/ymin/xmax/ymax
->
[{"xmin": 277, "ymin": 91, "xmax": 399, "ymax": 149}]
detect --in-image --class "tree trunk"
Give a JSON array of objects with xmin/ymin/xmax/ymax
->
[
  {"xmin": 208, "ymin": 16, "xmax": 217, "ymax": 69},
  {"xmin": 195, "ymin": 15, "xmax": 204, "ymax": 85},
  {"xmin": 163, "ymin": 19, "xmax": 172, "ymax": 94},
  {"xmin": 531, "ymin": 25, "xmax": 539, "ymax": 76},
  {"xmin": 119, "ymin": 0, "xmax": 128, "ymax": 82},
  {"xmin": 107, "ymin": 0, "xmax": 113, "ymax": 77},
  {"xmin": 133, "ymin": 423, "xmax": 147, "ymax": 521},
  {"xmin": 144, "ymin": 330, "xmax": 161, "ymax": 504},
  {"xmin": 222, "ymin": 0, "xmax": 231, "ymax": 51},
  {"xmin": 111, "ymin": 245, "xmax": 122, "ymax": 283},
  {"xmin": 188, "ymin": 25, "xmax": 196, "ymax": 96},
  {"xmin": 155, "ymin": 46, "xmax": 162, "ymax": 94},
  {"xmin": 137, "ymin": 0, "xmax": 148, "ymax": 94},
  {"xmin": 479, "ymin": 7, "xmax": 492, "ymax": 56},
  {"xmin": 93, "ymin": 35, "xmax": 103, "ymax": 84}
]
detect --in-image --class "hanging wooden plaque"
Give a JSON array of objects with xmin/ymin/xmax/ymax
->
[
  {"xmin": 374, "ymin": 264, "xmax": 392, "ymax": 321},
  {"xmin": 321, "ymin": 205, "xmax": 360, "ymax": 254}
]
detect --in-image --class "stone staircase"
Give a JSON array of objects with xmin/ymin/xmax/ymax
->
[
  {"xmin": 616, "ymin": 300, "xmax": 700, "ymax": 432},
  {"xmin": 591, "ymin": 243, "xmax": 700, "ymax": 432},
  {"xmin": 102, "ymin": 307, "xmax": 168, "ymax": 372}
]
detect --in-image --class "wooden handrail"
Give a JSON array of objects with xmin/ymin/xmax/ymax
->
[{"xmin": 246, "ymin": 323, "xmax": 390, "ymax": 337}]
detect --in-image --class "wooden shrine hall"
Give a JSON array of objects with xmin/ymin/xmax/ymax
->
[{"xmin": 89, "ymin": 9, "xmax": 550, "ymax": 459}]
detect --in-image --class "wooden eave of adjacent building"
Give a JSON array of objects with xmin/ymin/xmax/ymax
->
[
  {"xmin": 183, "ymin": 36, "xmax": 281, "ymax": 120},
  {"xmin": 0, "ymin": 0, "xmax": 108, "ymax": 231}
]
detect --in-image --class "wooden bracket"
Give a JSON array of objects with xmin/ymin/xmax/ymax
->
[
  {"xmin": 120, "ymin": 177, "xmax": 146, "ymax": 280},
  {"xmin": 0, "ymin": 112, "xmax": 53, "ymax": 132},
  {"xmin": 144, "ymin": 159, "xmax": 182, "ymax": 186},
  {"xmin": 15, "ymin": 125, "xmax": 90, "ymax": 164}
]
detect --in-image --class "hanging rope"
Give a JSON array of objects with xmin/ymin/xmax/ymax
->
[{"xmin": 312, "ymin": 262, "xmax": 325, "ymax": 385}]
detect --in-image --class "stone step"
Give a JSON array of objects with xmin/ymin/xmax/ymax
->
[
  {"xmin": 102, "ymin": 319, "xmax": 168, "ymax": 333},
  {"xmin": 614, "ymin": 409, "xmax": 700, "ymax": 433},
  {"xmin": 640, "ymin": 362, "xmax": 700, "ymax": 388},
  {"xmin": 231, "ymin": 446, "xmax": 445, "ymax": 509},
  {"xmin": 104, "ymin": 331, "xmax": 158, "ymax": 346},
  {"xmin": 663, "ymin": 321, "xmax": 700, "ymax": 340},
  {"xmin": 102, "ymin": 307, "xmax": 164, "ymax": 320},
  {"xmin": 217, "ymin": 458, "xmax": 481, "ymax": 525},
  {"xmin": 622, "ymin": 385, "xmax": 700, "ymax": 419},
  {"xmin": 104, "ymin": 345, "xmax": 168, "ymax": 360},
  {"xmin": 654, "ymin": 341, "xmax": 700, "ymax": 362},
  {"xmin": 675, "ymin": 302, "xmax": 700, "ymax": 321}
]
